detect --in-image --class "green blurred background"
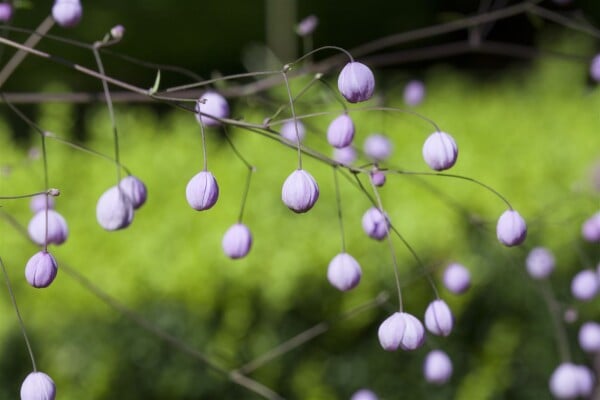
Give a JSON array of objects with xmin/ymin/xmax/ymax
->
[{"xmin": 0, "ymin": 1, "xmax": 600, "ymax": 399}]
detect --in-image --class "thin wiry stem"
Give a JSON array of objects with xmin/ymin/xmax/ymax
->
[
  {"xmin": 333, "ymin": 167, "xmax": 346, "ymax": 252},
  {"xmin": 538, "ymin": 280, "xmax": 571, "ymax": 363},
  {"xmin": 280, "ymin": 70, "xmax": 302, "ymax": 169}
]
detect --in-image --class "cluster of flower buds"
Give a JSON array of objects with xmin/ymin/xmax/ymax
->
[
  {"xmin": 549, "ymin": 363, "xmax": 594, "ymax": 399},
  {"xmin": 97, "ymin": 176, "xmax": 147, "ymax": 231}
]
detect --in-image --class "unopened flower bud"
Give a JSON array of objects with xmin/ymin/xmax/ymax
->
[
  {"xmin": 422, "ymin": 131, "xmax": 458, "ymax": 171},
  {"xmin": 364, "ymin": 134, "xmax": 392, "ymax": 162},
  {"xmin": 28, "ymin": 210, "xmax": 68, "ymax": 245},
  {"xmin": 361, "ymin": 207, "xmax": 389, "ymax": 240},
  {"xmin": 370, "ymin": 170, "xmax": 386, "ymax": 187},
  {"xmin": 0, "ymin": 2, "xmax": 13, "ymax": 22},
  {"xmin": 20, "ymin": 371, "xmax": 56, "ymax": 400},
  {"xmin": 424, "ymin": 299, "xmax": 453, "ymax": 337},
  {"xmin": 96, "ymin": 186, "xmax": 134, "ymax": 231},
  {"xmin": 195, "ymin": 91, "xmax": 229, "ymax": 127},
  {"xmin": 578, "ymin": 321, "xmax": 600, "ymax": 353},
  {"xmin": 296, "ymin": 14, "xmax": 318, "ymax": 36},
  {"xmin": 378, "ymin": 312, "xmax": 425, "ymax": 351},
  {"xmin": 590, "ymin": 54, "xmax": 600, "ymax": 83},
  {"xmin": 571, "ymin": 269, "xmax": 599, "ymax": 301},
  {"xmin": 30, "ymin": 194, "xmax": 55, "ymax": 213},
  {"xmin": 338, "ymin": 62, "xmax": 375, "ymax": 103},
  {"xmin": 326, "ymin": 114, "xmax": 355, "ymax": 148},
  {"xmin": 110, "ymin": 24, "xmax": 125, "ymax": 39},
  {"xmin": 423, "ymin": 350, "xmax": 453, "ymax": 384},
  {"xmin": 222, "ymin": 223, "xmax": 252, "ymax": 259},
  {"xmin": 52, "ymin": 0, "xmax": 82, "ymax": 28},
  {"xmin": 496, "ymin": 209, "xmax": 527, "ymax": 246},
  {"xmin": 332, "ymin": 146, "xmax": 356, "ymax": 165},
  {"xmin": 549, "ymin": 363, "xmax": 594, "ymax": 399},
  {"xmin": 25, "ymin": 251, "xmax": 58, "ymax": 288},
  {"xmin": 327, "ymin": 252, "xmax": 361, "ymax": 291},
  {"xmin": 525, "ymin": 247, "xmax": 555, "ymax": 279},
  {"xmin": 280, "ymin": 120, "xmax": 306, "ymax": 143},
  {"xmin": 119, "ymin": 175, "xmax": 147, "ymax": 210},
  {"xmin": 351, "ymin": 389, "xmax": 378, "ymax": 400},
  {"xmin": 443, "ymin": 263, "xmax": 470, "ymax": 294},
  {"xmin": 186, "ymin": 171, "xmax": 219, "ymax": 211},
  {"xmin": 281, "ymin": 169, "xmax": 319, "ymax": 213},
  {"xmin": 581, "ymin": 211, "xmax": 600, "ymax": 243},
  {"xmin": 404, "ymin": 80, "xmax": 426, "ymax": 106}
]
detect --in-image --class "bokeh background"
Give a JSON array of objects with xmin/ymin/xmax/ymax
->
[{"xmin": 0, "ymin": 1, "xmax": 599, "ymax": 399}]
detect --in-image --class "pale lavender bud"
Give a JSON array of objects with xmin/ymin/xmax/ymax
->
[
  {"xmin": 590, "ymin": 54, "xmax": 600, "ymax": 83},
  {"xmin": 30, "ymin": 194, "xmax": 55, "ymax": 213},
  {"xmin": 110, "ymin": 24, "xmax": 125, "ymax": 39},
  {"xmin": 119, "ymin": 175, "xmax": 147, "ymax": 210},
  {"xmin": 350, "ymin": 389, "xmax": 378, "ymax": 400},
  {"xmin": 564, "ymin": 308, "xmax": 578, "ymax": 324},
  {"xmin": 327, "ymin": 252, "xmax": 362, "ymax": 291},
  {"xmin": 549, "ymin": 363, "xmax": 594, "ymax": 399},
  {"xmin": 195, "ymin": 91, "xmax": 229, "ymax": 127},
  {"xmin": 333, "ymin": 146, "xmax": 356, "ymax": 165},
  {"xmin": 281, "ymin": 169, "xmax": 319, "ymax": 213},
  {"xmin": 327, "ymin": 114, "xmax": 355, "ymax": 148},
  {"xmin": 186, "ymin": 171, "xmax": 219, "ymax": 211},
  {"xmin": 378, "ymin": 312, "xmax": 425, "ymax": 351},
  {"xmin": 403, "ymin": 80, "xmax": 425, "ymax": 106},
  {"xmin": 96, "ymin": 186, "xmax": 134, "ymax": 231},
  {"xmin": 222, "ymin": 223, "xmax": 252, "ymax": 259},
  {"xmin": 20, "ymin": 371, "xmax": 56, "ymax": 400},
  {"xmin": 296, "ymin": 15, "xmax": 318, "ymax": 36},
  {"xmin": 399, "ymin": 312, "xmax": 425, "ymax": 350},
  {"xmin": 578, "ymin": 322, "xmax": 600, "ymax": 353},
  {"xmin": 424, "ymin": 299, "xmax": 453, "ymax": 337},
  {"xmin": 581, "ymin": 212, "xmax": 600, "ymax": 243},
  {"xmin": 443, "ymin": 263, "xmax": 471, "ymax": 294},
  {"xmin": 496, "ymin": 210, "xmax": 527, "ymax": 246},
  {"xmin": 370, "ymin": 170, "xmax": 386, "ymax": 187},
  {"xmin": 361, "ymin": 207, "xmax": 389, "ymax": 240},
  {"xmin": 280, "ymin": 120, "xmax": 306, "ymax": 143},
  {"xmin": 423, "ymin": 350, "xmax": 453, "ymax": 384},
  {"xmin": 571, "ymin": 269, "xmax": 599, "ymax": 301},
  {"xmin": 422, "ymin": 131, "xmax": 458, "ymax": 171},
  {"xmin": 338, "ymin": 62, "xmax": 375, "ymax": 103},
  {"xmin": 28, "ymin": 210, "xmax": 68, "ymax": 246},
  {"xmin": 525, "ymin": 247, "xmax": 555, "ymax": 279},
  {"xmin": 52, "ymin": 0, "xmax": 82, "ymax": 28},
  {"xmin": 0, "ymin": 2, "xmax": 13, "ymax": 22},
  {"xmin": 363, "ymin": 134, "xmax": 392, "ymax": 162},
  {"xmin": 575, "ymin": 366, "xmax": 595, "ymax": 397},
  {"xmin": 25, "ymin": 251, "xmax": 58, "ymax": 288}
]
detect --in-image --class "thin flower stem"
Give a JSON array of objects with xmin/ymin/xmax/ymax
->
[
  {"xmin": 0, "ymin": 257, "xmax": 37, "ymax": 372},
  {"xmin": 237, "ymin": 168, "xmax": 254, "ymax": 223},
  {"xmin": 315, "ymin": 76, "xmax": 348, "ymax": 112},
  {"xmin": 165, "ymin": 70, "xmax": 280, "ymax": 93},
  {"xmin": 289, "ymin": 45, "xmax": 354, "ymax": 66},
  {"xmin": 0, "ymin": 190, "xmax": 54, "ymax": 200},
  {"xmin": 280, "ymin": 70, "xmax": 302, "ymax": 169},
  {"xmin": 198, "ymin": 114, "xmax": 208, "ymax": 171},
  {"xmin": 267, "ymin": 74, "xmax": 321, "ymax": 123},
  {"xmin": 539, "ymin": 279, "xmax": 571, "ymax": 363},
  {"xmin": 333, "ymin": 167, "xmax": 346, "ymax": 252}
]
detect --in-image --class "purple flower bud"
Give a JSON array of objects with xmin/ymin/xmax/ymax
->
[
  {"xmin": 424, "ymin": 299, "xmax": 453, "ymax": 337},
  {"xmin": 110, "ymin": 24, "xmax": 125, "ymax": 39},
  {"xmin": 186, "ymin": 171, "xmax": 219, "ymax": 211},
  {"xmin": 361, "ymin": 207, "xmax": 389, "ymax": 240},
  {"xmin": 363, "ymin": 134, "xmax": 392, "ymax": 162},
  {"xmin": 96, "ymin": 186, "xmax": 134, "ymax": 231},
  {"xmin": 578, "ymin": 321, "xmax": 600, "ymax": 353},
  {"xmin": 28, "ymin": 210, "xmax": 68, "ymax": 246},
  {"xmin": 119, "ymin": 175, "xmax": 147, "ymax": 210},
  {"xmin": 25, "ymin": 251, "xmax": 58, "ymax": 288},
  {"xmin": 338, "ymin": 62, "xmax": 375, "ymax": 103},
  {"xmin": 281, "ymin": 169, "xmax": 319, "ymax": 213},
  {"xmin": 564, "ymin": 308, "xmax": 578, "ymax": 324},
  {"xmin": 30, "ymin": 194, "xmax": 55, "ymax": 213},
  {"xmin": 443, "ymin": 263, "xmax": 471, "ymax": 294},
  {"xmin": 369, "ymin": 170, "xmax": 386, "ymax": 187},
  {"xmin": 549, "ymin": 363, "xmax": 595, "ymax": 399},
  {"xmin": 20, "ymin": 371, "xmax": 56, "ymax": 400},
  {"xmin": 496, "ymin": 210, "xmax": 527, "ymax": 246},
  {"xmin": 332, "ymin": 146, "xmax": 356, "ymax": 165},
  {"xmin": 581, "ymin": 212, "xmax": 600, "ymax": 243},
  {"xmin": 327, "ymin": 252, "xmax": 362, "ymax": 291},
  {"xmin": 378, "ymin": 312, "xmax": 425, "ymax": 351},
  {"xmin": 280, "ymin": 120, "xmax": 306, "ymax": 143},
  {"xmin": 590, "ymin": 54, "xmax": 600, "ymax": 82},
  {"xmin": 403, "ymin": 80, "xmax": 425, "ymax": 107},
  {"xmin": 571, "ymin": 269, "xmax": 599, "ymax": 301},
  {"xmin": 423, "ymin": 350, "xmax": 453, "ymax": 384},
  {"xmin": 422, "ymin": 131, "xmax": 458, "ymax": 171},
  {"xmin": 327, "ymin": 114, "xmax": 355, "ymax": 148},
  {"xmin": 296, "ymin": 14, "xmax": 318, "ymax": 36},
  {"xmin": 0, "ymin": 2, "xmax": 13, "ymax": 22},
  {"xmin": 195, "ymin": 91, "xmax": 229, "ymax": 127},
  {"xmin": 52, "ymin": 0, "xmax": 82, "ymax": 28},
  {"xmin": 351, "ymin": 389, "xmax": 378, "ymax": 400},
  {"xmin": 525, "ymin": 247, "xmax": 555, "ymax": 279},
  {"xmin": 222, "ymin": 223, "xmax": 252, "ymax": 259}
]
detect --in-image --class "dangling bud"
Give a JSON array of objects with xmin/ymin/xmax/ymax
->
[
  {"xmin": 332, "ymin": 146, "xmax": 356, "ymax": 165},
  {"xmin": 424, "ymin": 299, "xmax": 453, "ymax": 337},
  {"xmin": 119, "ymin": 175, "xmax": 147, "ymax": 210},
  {"xmin": 326, "ymin": 114, "xmax": 355, "ymax": 148},
  {"xmin": 20, "ymin": 371, "xmax": 56, "ymax": 400},
  {"xmin": 403, "ymin": 80, "xmax": 426, "ymax": 106},
  {"xmin": 30, "ymin": 194, "xmax": 55, "ymax": 213},
  {"xmin": 0, "ymin": 2, "xmax": 14, "ymax": 22},
  {"xmin": 370, "ymin": 169, "xmax": 386, "ymax": 187},
  {"xmin": 350, "ymin": 389, "xmax": 378, "ymax": 400},
  {"xmin": 110, "ymin": 24, "xmax": 125, "ymax": 40},
  {"xmin": 96, "ymin": 186, "xmax": 134, "ymax": 231},
  {"xmin": 378, "ymin": 312, "xmax": 425, "ymax": 351},
  {"xmin": 222, "ymin": 223, "xmax": 252, "ymax": 259},
  {"xmin": 280, "ymin": 120, "xmax": 306, "ymax": 143},
  {"xmin": 590, "ymin": 54, "xmax": 600, "ymax": 83},
  {"xmin": 496, "ymin": 209, "xmax": 527, "ymax": 246},
  {"xmin": 422, "ymin": 131, "xmax": 458, "ymax": 171},
  {"xmin": 363, "ymin": 134, "xmax": 392, "ymax": 162},
  {"xmin": 28, "ymin": 210, "xmax": 68, "ymax": 246},
  {"xmin": 327, "ymin": 252, "xmax": 362, "ymax": 291},
  {"xmin": 52, "ymin": 0, "xmax": 82, "ymax": 28},
  {"xmin": 186, "ymin": 171, "xmax": 219, "ymax": 211},
  {"xmin": 549, "ymin": 363, "xmax": 595, "ymax": 399},
  {"xmin": 525, "ymin": 247, "xmax": 555, "ymax": 279},
  {"xmin": 281, "ymin": 169, "xmax": 319, "ymax": 213},
  {"xmin": 361, "ymin": 207, "xmax": 389, "ymax": 240},
  {"xmin": 443, "ymin": 263, "xmax": 470, "ymax": 294},
  {"xmin": 195, "ymin": 91, "xmax": 229, "ymax": 127},
  {"xmin": 578, "ymin": 321, "xmax": 600, "ymax": 353},
  {"xmin": 337, "ymin": 62, "xmax": 375, "ymax": 103},
  {"xmin": 581, "ymin": 211, "xmax": 600, "ymax": 243},
  {"xmin": 571, "ymin": 269, "xmax": 599, "ymax": 301},
  {"xmin": 423, "ymin": 350, "xmax": 453, "ymax": 384},
  {"xmin": 25, "ymin": 251, "xmax": 58, "ymax": 289},
  {"xmin": 296, "ymin": 15, "xmax": 318, "ymax": 37}
]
